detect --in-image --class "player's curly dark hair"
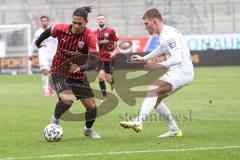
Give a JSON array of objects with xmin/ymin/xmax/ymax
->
[{"xmin": 73, "ymin": 6, "xmax": 93, "ymax": 21}]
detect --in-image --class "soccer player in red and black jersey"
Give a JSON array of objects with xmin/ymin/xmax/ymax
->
[
  {"xmin": 93, "ymin": 14, "xmax": 119, "ymax": 101},
  {"xmin": 35, "ymin": 6, "xmax": 101, "ymax": 138}
]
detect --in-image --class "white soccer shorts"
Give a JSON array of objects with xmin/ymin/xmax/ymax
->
[
  {"xmin": 163, "ymin": 66, "xmax": 194, "ymax": 95},
  {"xmin": 38, "ymin": 49, "xmax": 55, "ymax": 70}
]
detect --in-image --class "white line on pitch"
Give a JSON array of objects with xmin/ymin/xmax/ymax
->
[{"xmin": 0, "ymin": 145, "xmax": 240, "ymax": 160}]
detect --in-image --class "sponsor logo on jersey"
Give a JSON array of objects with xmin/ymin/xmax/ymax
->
[
  {"xmin": 78, "ymin": 41, "xmax": 85, "ymax": 49},
  {"xmin": 104, "ymin": 32, "xmax": 109, "ymax": 38},
  {"xmin": 167, "ymin": 39, "xmax": 177, "ymax": 49}
]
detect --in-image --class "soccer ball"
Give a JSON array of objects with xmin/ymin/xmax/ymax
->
[{"xmin": 43, "ymin": 124, "xmax": 63, "ymax": 142}]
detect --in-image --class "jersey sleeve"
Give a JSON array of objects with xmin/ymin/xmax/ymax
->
[
  {"xmin": 111, "ymin": 29, "xmax": 119, "ymax": 41},
  {"xmin": 159, "ymin": 37, "xmax": 182, "ymax": 67},
  {"xmin": 143, "ymin": 45, "xmax": 162, "ymax": 61},
  {"xmin": 88, "ymin": 33, "xmax": 98, "ymax": 53},
  {"xmin": 51, "ymin": 24, "xmax": 61, "ymax": 38}
]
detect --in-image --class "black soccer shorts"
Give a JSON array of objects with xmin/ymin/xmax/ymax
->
[
  {"xmin": 96, "ymin": 61, "xmax": 114, "ymax": 74},
  {"xmin": 51, "ymin": 74, "xmax": 94, "ymax": 99}
]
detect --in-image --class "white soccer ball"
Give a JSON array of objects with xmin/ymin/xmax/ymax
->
[{"xmin": 43, "ymin": 124, "xmax": 63, "ymax": 142}]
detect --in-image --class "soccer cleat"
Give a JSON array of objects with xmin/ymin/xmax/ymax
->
[
  {"xmin": 120, "ymin": 121, "xmax": 143, "ymax": 133},
  {"xmin": 158, "ymin": 130, "xmax": 183, "ymax": 138},
  {"xmin": 83, "ymin": 127, "xmax": 101, "ymax": 139},
  {"xmin": 50, "ymin": 115, "xmax": 60, "ymax": 125}
]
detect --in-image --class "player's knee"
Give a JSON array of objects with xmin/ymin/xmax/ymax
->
[
  {"xmin": 86, "ymin": 100, "xmax": 96, "ymax": 107},
  {"xmin": 147, "ymin": 85, "xmax": 158, "ymax": 93},
  {"xmin": 146, "ymin": 90, "xmax": 158, "ymax": 98},
  {"xmin": 157, "ymin": 94, "xmax": 166, "ymax": 101},
  {"xmin": 62, "ymin": 99, "xmax": 74, "ymax": 106},
  {"xmin": 106, "ymin": 76, "xmax": 112, "ymax": 83},
  {"xmin": 98, "ymin": 74, "xmax": 105, "ymax": 81},
  {"xmin": 99, "ymin": 77, "xmax": 104, "ymax": 81},
  {"xmin": 83, "ymin": 98, "xmax": 96, "ymax": 108},
  {"xmin": 101, "ymin": 72, "xmax": 108, "ymax": 79},
  {"xmin": 158, "ymin": 90, "xmax": 165, "ymax": 95},
  {"xmin": 158, "ymin": 85, "xmax": 172, "ymax": 95},
  {"xmin": 61, "ymin": 96, "xmax": 74, "ymax": 106}
]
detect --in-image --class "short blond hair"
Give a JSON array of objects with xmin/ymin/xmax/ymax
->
[{"xmin": 142, "ymin": 8, "xmax": 162, "ymax": 21}]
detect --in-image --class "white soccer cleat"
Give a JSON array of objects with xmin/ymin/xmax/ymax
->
[
  {"xmin": 83, "ymin": 127, "xmax": 101, "ymax": 139},
  {"xmin": 50, "ymin": 115, "xmax": 60, "ymax": 125},
  {"xmin": 158, "ymin": 130, "xmax": 183, "ymax": 138},
  {"xmin": 120, "ymin": 121, "xmax": 143, "ymax": 133}
]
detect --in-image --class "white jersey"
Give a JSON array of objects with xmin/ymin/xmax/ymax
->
[
  {"xmin": 144, "ymin": 25, "xmax": 193, "ymax": 71},
  {"xmin": 143, "ymin": 25, "xmax": 194, "ymax": 93},
  {"xmin": 31, "ymin": 27, "xmax": 57, "ymax": 59}
]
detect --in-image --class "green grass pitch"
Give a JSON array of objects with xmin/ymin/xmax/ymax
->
[{"xmin": 0, "ymin": 66, "xmax": 240, "ymax": 160}]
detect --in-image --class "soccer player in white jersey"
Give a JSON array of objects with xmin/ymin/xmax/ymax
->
[
  {"xmin": 120, "ymin": 8, "xmax": 194, "ymax": 137},
  {"xmin": 31, "ymin": 16, "xmax": 57, "ymax": 96}
]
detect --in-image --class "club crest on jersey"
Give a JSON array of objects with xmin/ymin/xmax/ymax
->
[
  {"xmin": 104, "ymin": 33, "xmax": 109, "ymax": 38},
  {"xmin": 78, "ymin": 41, "xmax": 85, "ymax": 49}
]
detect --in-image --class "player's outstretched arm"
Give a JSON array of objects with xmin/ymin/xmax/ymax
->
[
  {"xmin": 144, "ymin": 62, "xmax": 165, "ymax": 71},
  {"xmin": 159, "ymin": 53, "xmax": 181, "ymax": 68},
  {"xmin": 142, "ymin": 45, "xmax": 162, "ymax": 61},
  {"xmin": 144, "ymin": 49, "xmax": 182, "ymax": 71},
  {"xmin": 110, "ymin": 41, "xmax": 118, "ymax": 58},
  {"xmin": 35, "ymin": 27, "xmax": 51, "ymax": 48},
  {"xmin": 131, "ymin": 55, "xmax": 144, "ymax": 62},
  {"xmin": 69, "ymin": 63, "xmax": 89, "ymax": 73}
]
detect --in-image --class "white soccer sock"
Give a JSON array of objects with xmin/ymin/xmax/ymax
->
[
  {"xmin": 155, "ymin": 102, "xmax": 179, "ymax": 131},
  {"xmin": 42, "ymin": 74, "xmax": 49, "ymax": 93},
  {"xmin": 51, "ymin": 115, "xmax": 60, "ymax": 125},
  {"xmin": 135, "ymin": 92, "xmax": 158, "ymax": 125}
]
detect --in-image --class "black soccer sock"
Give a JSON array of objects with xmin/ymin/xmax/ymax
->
[
  {"xmin": 99, "ymin": 80, "xmax": 107, "ymax": 97},
  {"xmin": 85, "ymin": 106, "xmax": 97, "ymax": 128},
  {"xmin": 54, "ymin": 101, "xmax": 72, "ymax": 119}
]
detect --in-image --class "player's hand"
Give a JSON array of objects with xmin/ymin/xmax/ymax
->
[
  {"xmin": 131, "ymin": 55, "xmax": 144, "ymax": 63},
  {"xmin": 144, "ymin": 62, "xmax": 165, "ymax": 71},
  {"xmin": 70, "ymin": 63, "xmax": 80, "ymax": 73},
  {"xmin": 109, "ymin": 52, "xmax": 116, "ymax": 58}
]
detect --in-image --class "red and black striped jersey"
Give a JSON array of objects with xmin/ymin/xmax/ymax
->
[
  {"xmin": 93, "ymin": 27, "xmax": 118, "ymax": 62},
  {"xmin": 51, "ymin": 24, "xmax": 97, "ymax": 79}
]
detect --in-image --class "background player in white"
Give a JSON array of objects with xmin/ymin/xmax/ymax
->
[
  {"xmin": 31, "ymin": 16, "xmax": 57, "ymax": 96},
  {"xmin": 120, "ymin": 8, "xmax": 194, "ymax": 137}
]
